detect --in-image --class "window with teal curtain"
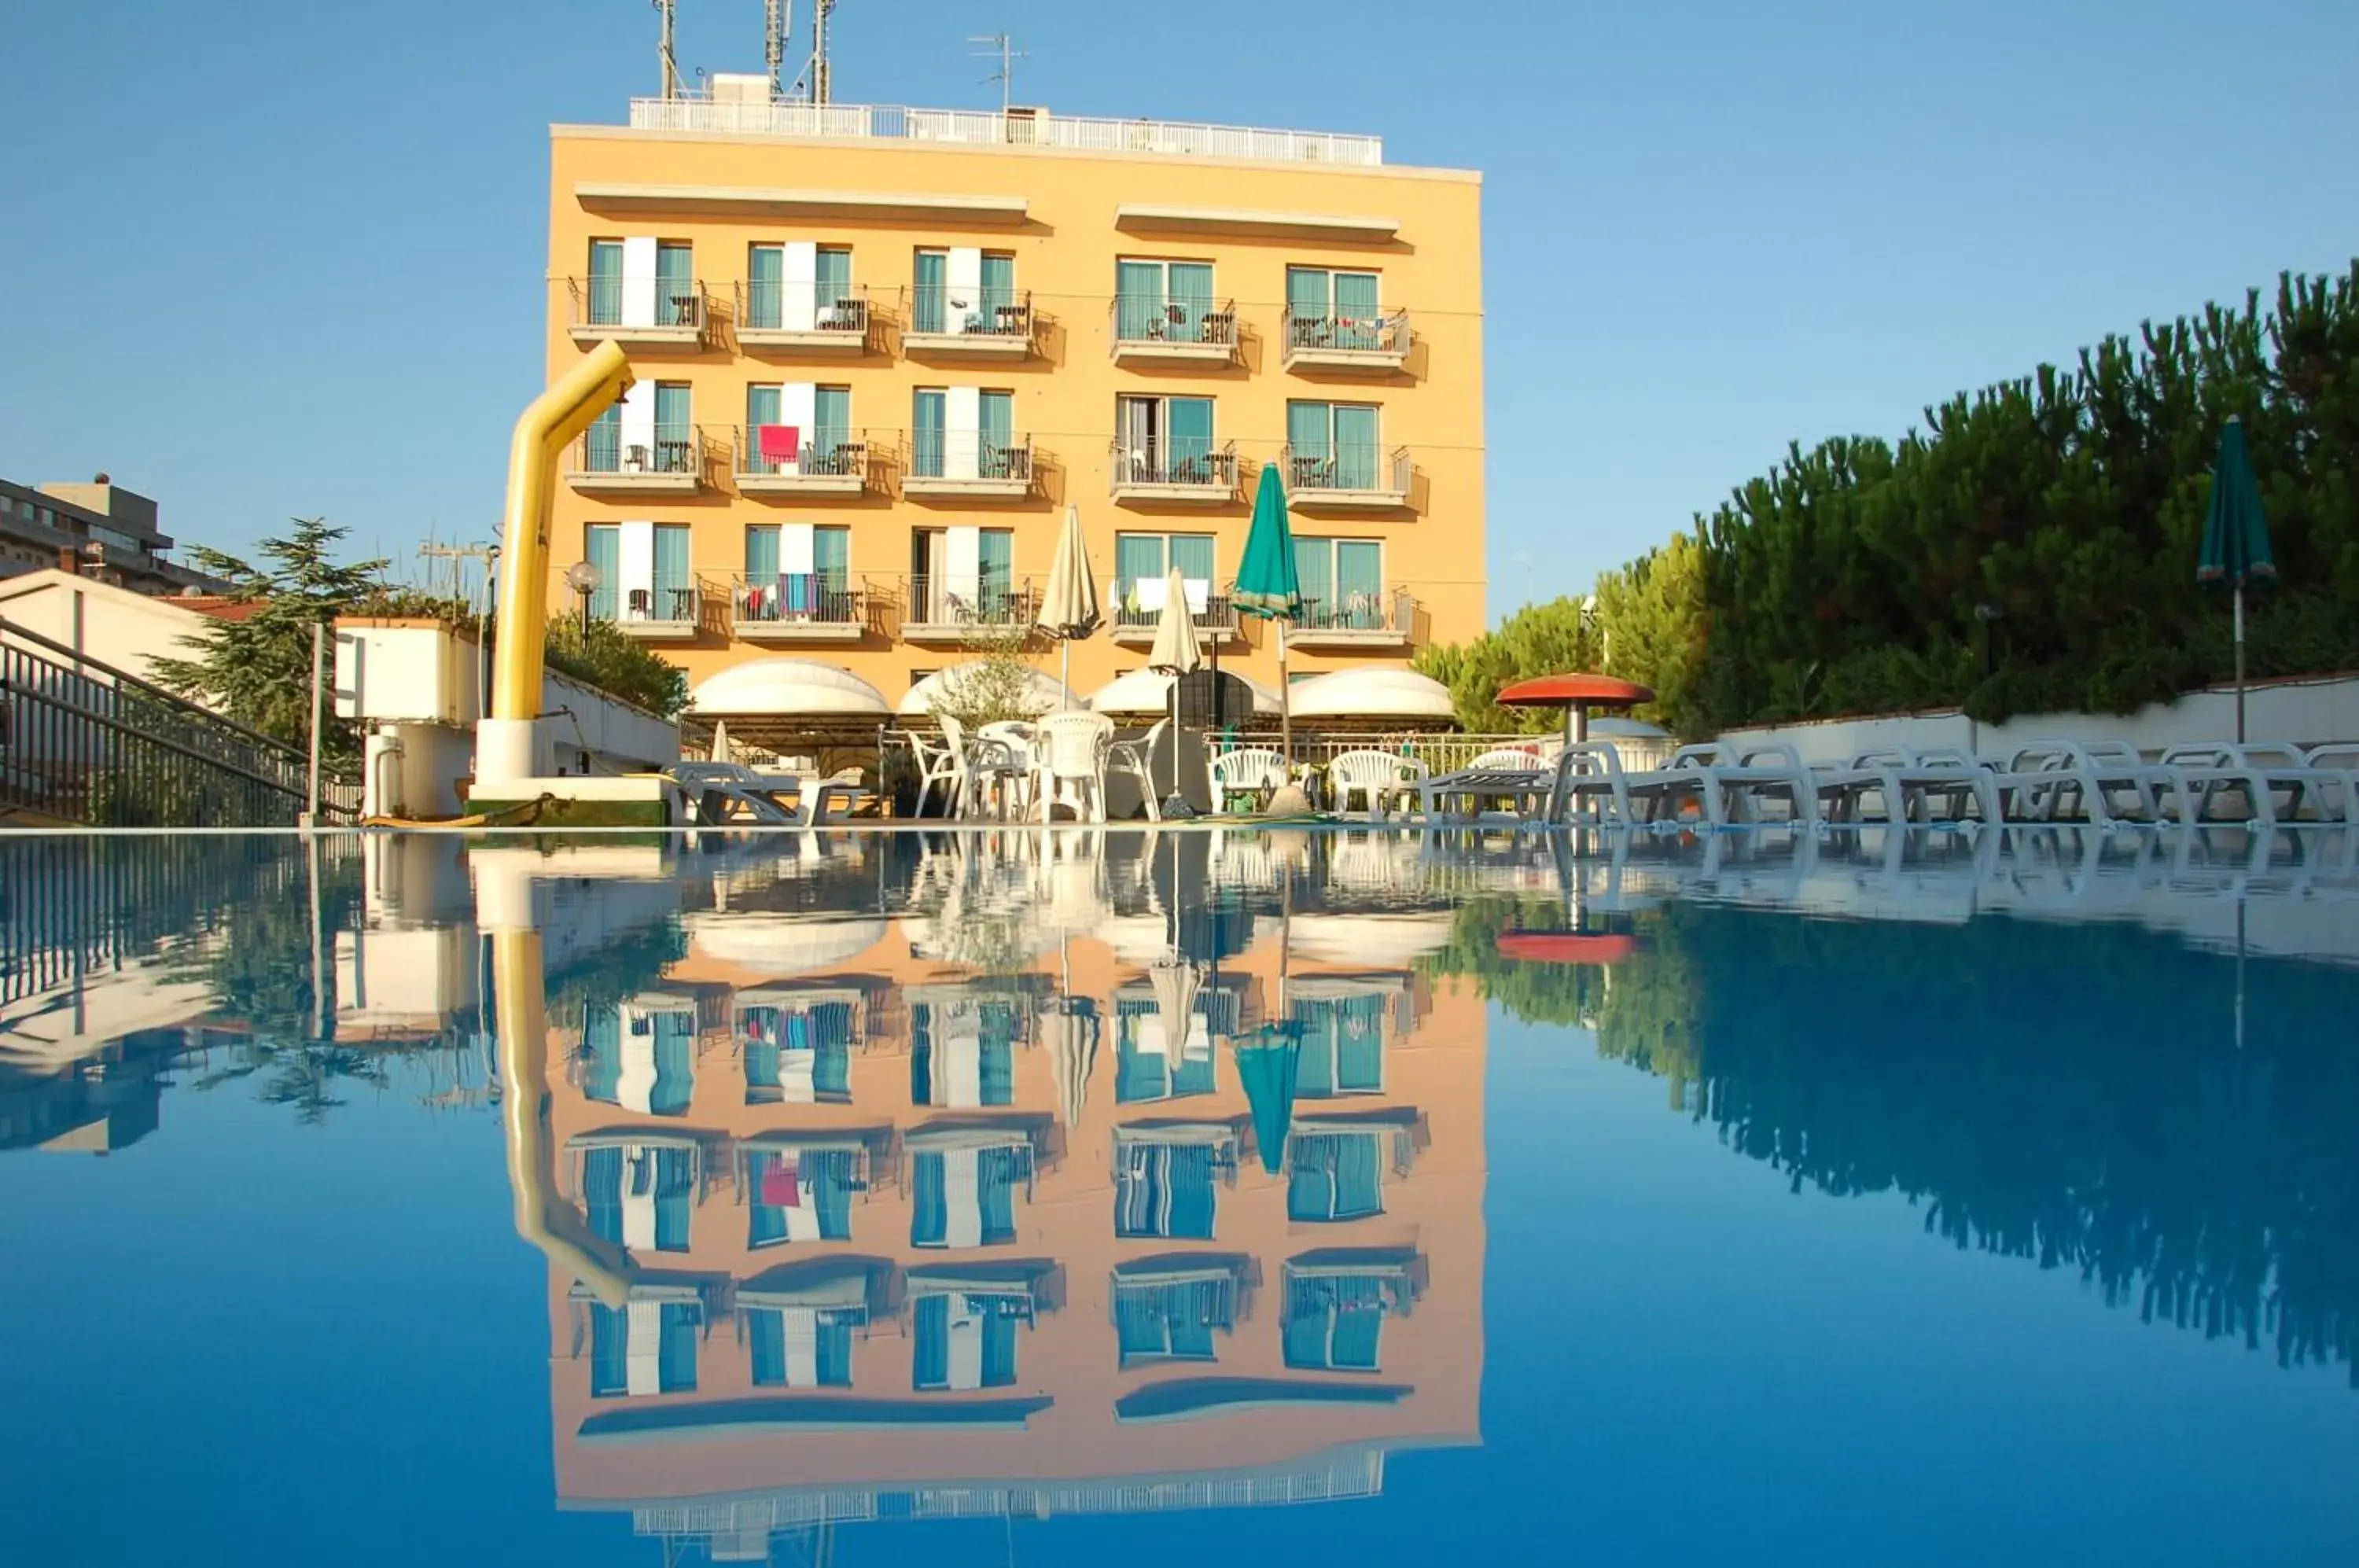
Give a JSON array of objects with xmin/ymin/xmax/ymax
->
[
  {"xmin": 913, "ymin": 1295, "xmax": 951, "ymax": 1387},
  {"xmin": 655, "ymin": 241, "xmax": 693, "ymax": 322},
  {"xmin": 911, "ymin": 1152, "xmax": 948, "ymax": 1247},
  {"xmin": 1334, "ymin": 270, "xmax": 1382, "ymax": 349},
  {"xmin": 1114, "ymin": 1143, "xmax": 1216, "ymax": 1240},
  {"xmin": 1167, "ymin": 261, "xmax": 1213, "ymax": 343},
  {"xmin": 653, "ymin": 1145, "xmax": 694, "ymax": 1253},
  {"xmin": 979, "ymin": 1007, "xmax": 1015, "ymax": 1106},
  {"xmin": 658, "ymin": 1304, "xmax": 700, "ymax": 1392},
  {"xmin": 1287, "ymin": 1132, "xmax": 1383, "ymax": 1222},
  {"xmin": 815, "ymin": 1313, "xmax": 856, "ymax": 1386},
  {"xmin": 747, "ymin": 1308, "xmax": 787, "ymax": 1385},
  {"xmin": 1116, "ymin": 259, "xmax": 1163, "ymax": 339},
  {"xmin": 814, "ymin": 246, "xmax": 852, "ymax": 311},
  {"xmin": 1287, "ymin": 401, "xmax": 1334, "ymax": 475},
  {"xmin": 1338, "ymin": 991, "xmax": 1386, "ymax": 1087},
  {"xmin": 1116, "ymin": 1023, "xmax": 1169, "ymax": 1103},
  {"xmin": 1294, "ymin": 539, "xmax": 1335, "ymax": 619},
  {"xmin": 1338, "ymin": 540, "xmax": 1384, "ymax": 626},
  {"xmin": 587, "ymin": 406, "xmax": 621, "ymax": 473},
  {"xmin": 1286, "ymin": 266, "xmax": 1331, "ymax": 341},
  {"xmin": 977, "ymin": 1146, "xmax": 1022, "ymax": 1242},
  {"xmin": 653, "ymin": 383, "xmax": 692, "ymax": 469},
  {"xmin": 1166, "ymin": 397, "xmax": 1213, "ymax": 472},
  {"xmin": 979, "ymin": 390, "xmax": 1014, "ymax": 473},
  {"xmin": 1169, "ymin": 533, "xmax": 1214, "ymax": 590},
  {"xmin": 747, "ymin": 1148, "xmax": 789, "ymax": 1246},
  {"xmin": 650, "ymin": 1010, "xmax": 694, "ymax": 1113},
  {"xmin": 587, "ymin": 241, "xmax": 623, "ymax": 324},
  {"xmin": 652, "ymin": 526, "xmax": 692, "ymax": 622},
  {"xmin": 1113, "ymin": 535, "xmax": 1164, "ymax": 599},
  {"xmin": 1333, "ymin": 404, "xmax": 1380, "ymax": 490},
  {"xmin": 745, "ymin": 525, "xmax": 780, "ymax": 583},
  {"xmin": 978, "ymin": 530, "xmax": 1013, "ymax": 607},
  {"xmin": 583, "ymin": 1145, "xmax": 624, "ymax": 1243},
  {"xmin": 979, "ymin": 252, "xmax": 1015, "ymax": 321},
  {"xmin": 813, "ymin": 386, "xmax": 851, "ymax": 462},
  {"xmin": 583, "ymin": 526, "xmax": 620, "ymax": 622},
  {"xmin": 589, "ymin": 1305, "xmax": 630, "ymax": 1396},
  {"xmin": 1294, "ymin": 1002, "xmax": 1339, "ymax": 1096},
  {"xmin": 980, "ymin": 1301, "xmax": 1020, "ymax": 1386},
  {"xmin": 913, "ymin": 249, "xmax": 947, "ymax": 333},
  {"xmin": 911, "ymin": 389, "xmax": 945, "ymax": 477},
  {"xmin": 813, "ymin": 1039, "xmax": 852, "ymax": 1100},
  {"xmin": 746, "ymin": 244, "xmax": 783, "ymax": 329},
  {"xmin": 814, "ymin": 526, "xmax": 849, "ymax": 594}
]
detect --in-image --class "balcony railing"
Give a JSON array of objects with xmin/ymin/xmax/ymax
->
[
  {"xmin": 1110, "ymin": 586, "xmax": 1240, "ymax": 642},
  {"xmin": 722, "ymin": 572, "xmax": 865, "ymax": 638},
  {"xmin": 591, "ymin": 581, "xmax": 705, "ymax": 636},
  {"xmin": 900, "ymin": 572, "xmax": 1039, "ymax": 635},
  {"xmin": 1110, "ymin": 296, "xmax": 1240, "ymax": 360},
  {"xmin": 626, "ymin": 98, "xmax": 1383, "ymax": 167},
  {"xmin": 903, "ymin": 285, "xmax": 1037, "ymax": 352},
  {"xmin": 733, "ymin": 427, "xmax": 885, "ymax": 491},
  {"xmin": 1279, "ymin": 444, "xmax": 1413, "ymax": 505},
  {"xmin": 1109, "ymin": 440, "xmax": 1241, "ymax": 500},
  {"xmin": 734, "ymin": 282, "xmax": 874, "ymax": 348},
  {"xmin": 1293, "ymin": 585, "xmax": 1419, "ymax": 637},
  {"xmin": 904, "ymin": 433, "xmax": 1036, "ymax": 491},
  {"xmin": 565, "ymin": 276, "xmax": 712, "ymax": 347},
  {"xmin": 565, "ymin": 425, "xmax": 712, "ymax": 490},
  {"xmin": 1282, "ymin": 305, "xmax": 1411, "ymax": 368}
]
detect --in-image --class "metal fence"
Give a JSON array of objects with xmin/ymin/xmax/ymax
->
[{"xmin": 0, "ymin": 618, "xmax": 321, "ymax": 827}]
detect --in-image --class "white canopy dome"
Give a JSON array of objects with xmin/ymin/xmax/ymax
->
[
  {"xmin": 898, "ymin": 662, "xmax": 1075, "ymax": 718},
  {"xmin": 1288, "ymin": 911, "xmax": 1456, "ymax": 967},
  {"xmin": 684, "ymin": 914, "xmax": 892, "ymax": 974},
  {"xmin": 1087, "ymin": 668, "xmax": 1281, "ymax": 716},
  {"xmin": 1588, "ymin": 716, "xmax": 1669, "ymax": 739},
  {"xmin": 1287, "ymin": 666, "xmax": 1456, "ymax": 720},
  {"xmin": 688, "ymin": 659, "xmax": 890, "ymax": 718}
]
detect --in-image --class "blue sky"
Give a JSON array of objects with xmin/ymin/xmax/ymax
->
[{"xmin": 4, "ymin": 0, "xmax": 2353, "ymax": 617}]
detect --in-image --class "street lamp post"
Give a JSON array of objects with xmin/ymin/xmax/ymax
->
[{"xmin": 564, "ymin": 559, "xmax": 604, "ymax": 641}]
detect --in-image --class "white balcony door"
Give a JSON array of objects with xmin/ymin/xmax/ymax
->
[
  {"xmin": 782, "ymin": 241, "xmax": 819, "ymax": 331},
  {"xmin": 779, "ymin": 382, "xmax": 815, "ymax": 475},
  {"xmin": 778, "ymin": 521, "xmax": 815, "ymax": 576},
  {"xmin": 942, "ymin": 1147, "xmax": 983, "ymax": 1250},
  {"xmin": 945, "ymin": 525, "xmax": 982, "ymax": 609},
  {"xmin": 778, "ymin": 1307, "xmax": 822, "ymax": 1387},
  {"xmin": 618, "ymin": 381, "xmax": 656, "ymax": 469},
  {"xmin": 620, "ymin": 237, "xmax": 659, "ymax": 327},
  {"xmin": 617, "ymin": 521, "xmax": 656, "ymax": 622},
  {"xmin": 946, "ymin": 246, "xmax": 982, "ymax": 332},
  {"xmin": 625, "ymin": 1300, "xmax": 664, "ymax": 1396},
  {"xmin": 945, "ymin": 386, "xmax": 982, "ymax": 481}
]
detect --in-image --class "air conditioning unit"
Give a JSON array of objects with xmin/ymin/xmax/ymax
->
[{"xmin": 710, "ymin": 72, "xmax": 772, "ymax": 108}]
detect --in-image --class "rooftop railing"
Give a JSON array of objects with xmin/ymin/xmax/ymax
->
[{"xmin": 626, "ymin": 98, "xmax": 1382, "ymax": 166}]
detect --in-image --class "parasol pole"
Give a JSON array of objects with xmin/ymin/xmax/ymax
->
[
  {"xmin": 1277, "ymin": 619, "xmax": 1293, "ymax": 765},
  {"xmin": 2232, "ymin": 583, "xmax": 2247, "ymax": 745}
]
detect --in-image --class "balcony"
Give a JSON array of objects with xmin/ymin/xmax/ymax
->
[
  {"xmin": 564, "ymin": 426, "xmax": 712, "ymax": 495},
  {"xmin": 1281, "ymin": 445, "xmax": 1413, "ymax": 510},
  {"xmin": 1109, "ymin": 441, "xmax": 1241, "ymax": 506},
  {"xmin": 565, "ymin": 277, "xmax": 713, "ymax": 353},
  {"xmin": 899, "ymin": 573, "xmax": 1040, "ymax": 645},
  {"xmin": 723, "ymin": 574, "xmax": 867, "ymax": 643},
  {"xmin": 1282, "ymin": 306, "xmax": 1412, "ymax": 373},
  {"xmin": 902, "ymin": 435, "xmax": 1040, "ymax": 501},
  {"xmin": 734, "ymin": 282, "xmax": 878, "ymax": 355},
  {"xmin": 1286, "ymin": 587, "xmax": 1421, "ymax": 650},
  {"xmin": 1110, "ymin": 296, "xmax": 1240, "ymax": 367},
  {"xmin": 733, "ymin": 428, "xmax": 887, "ymax": 498},
  {"xmin": 902, "ymin": 286, "xmax": 1040, "ymax": 358},
  {"xmin": 1110, "ymin": 586, "xmax": 1242, "ymax": 647},
  {"xmin": 597, "ymin": 583, "xmax": 706, "ymax": 643}
]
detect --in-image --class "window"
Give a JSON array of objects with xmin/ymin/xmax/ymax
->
[
  {"xmin": 1283, "ymin": 1273, "xmax": 1389, "ymax": 1371},
  {"xmin": 579, "ymin": 1144, "xmax": 696, "ymax": 1253},
  {"xmin": 587, "ymin": 240, "xmax": 623, "ymax": 324},
  {"xmin": 589, "ymin": 1301, "xmax": 701, "ymax": 1398},
  {"xmin": 1286, "ymin": 266, "xmax": 1383, "ymax": 348},
  {"xmin": 912, "ymin": 1290, "xmax": 1025, "ymax": 1390},
  {"xmin": 583, "ymin": 525, "xmax": 620, "ymax": 621},
  {"xmin": 1114, "ymin": 395, "xmax": 1219, "ymax": 485},
  {"xmin": 587, "ymin": 239, "xmax": 690, "ymax": 326},
  {"xmin": 910, "ymin": 1144, "xmax": 1029, "ymax": 1249},
  {"xmin": 1292, "ymin": 537, "xmax": 1385, "ymax": 628},
  {"xmin": 914, "ymin": 247, "xmax": 1018, "ymax": 334},
  {"xmin": 743, "ymin": 525, "xmax": 849, "ymax": 589},
  {"xmin": 1113, "ymin": 532, "xmax": 1214, "ymax": 621},
  {"xmin": 1291, "ymin": 992, "xmax": 1388, "ymax": 1094},
  {"xmin": 747, "ymin": 1305, "xmax": 860, "ymax": 1387},
  {"xmin": 1286, "ymin": 401, "xmax": 1382, "ymax": 491},
  {"xmin": 745, "ymin": 384, "xmax": 852, "ymax": 473},
  {"xmin": 745, "ymin": 1147, "xmax": 857, "ymax": 1246},
  {"xmin": 655, "ymin": 241, "xmax": 693, "ymax": 321},
  {"xmin": 1113, "ymin": 1138, "xmax": 1221, "ymax": 1240},
  {"xmin": 585, "ymin": 383, "xmax": 692, "ymax": 473},
  {"xmin": 1116, "ymin": 258, "xmax": 1216, "ymax": 341},
  {"xmin": 911, "ymin": 526, "xmax": 1014, "ymax": 620},
  {"xmin": 1286, "ymin": 1130, "xmax": 1386, "ymax": 1222},
  {"xmin": 912, "ymin": 388, "xmax": 1016, "ymax": 477},
  {"xmin": 582, "ymin": 522, "xmax": 693, "ymax": 624}
]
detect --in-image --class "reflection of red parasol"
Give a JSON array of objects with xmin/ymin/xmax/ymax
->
[
  {"xmin": 1496, "ymin": 672, "xmax": 1654, "ymax": 746},
  {"xmin": 1496, "ymin": 932, "xmax": 1637, "ymax": 965}
]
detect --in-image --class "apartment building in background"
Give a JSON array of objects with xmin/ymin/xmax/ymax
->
[
  {"xmin": 545, "ymin": 82, "xmax": 1485, "ymax": 719},
  {"xmin": 0, "ymin": 475, "xmax": 228, "ymax": 597}
]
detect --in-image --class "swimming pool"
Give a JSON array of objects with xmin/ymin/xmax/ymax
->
[{"xmin": 4, "ymin": 825, "xmax": 2355, "ymax": 1564}]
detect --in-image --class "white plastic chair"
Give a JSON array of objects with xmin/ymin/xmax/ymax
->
[
  {"xmin": 1210, "ymin": 746, "xmax": 1289, "ymax": 812},
  {"xmin": 1033, "ymin": 710, "xmax": 1115, "ymax": 822},
  {"xmin": 1107, "ymin": 719, "xmax": 1165, "ymax": 823},
  {"xmin": 938, "ymin": 714, "xmax": 1026, "ymax": 822},
  {"xmin": 907, "ymin": 730, "xmax": 962, "ymax": 819},
  {"xmin": 1328, "ymin": 749, "xmax": 1421, "ymax": 816}
]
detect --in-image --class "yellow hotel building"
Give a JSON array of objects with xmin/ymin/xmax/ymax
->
[{"xmin": 543, "ymin": 83, "xmax": 1485, "ymax": 720}]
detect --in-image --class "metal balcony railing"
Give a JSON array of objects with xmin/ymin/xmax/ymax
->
[
  {"xmin": 566, "ymin": 275, "xmax": 709, "ymax": 333},
  {"xmin": 1279, "ymin": 444, "xmax": 1412, "ymax": 499},
  {"xmin": 905, "ymin": 284, "xmax": 1036, "ymax": 344},
  {"xmin": 1110, "ymin": 295, "xmax": 1239, "ymax": 353},
  {"xmin": 733, "ymin": 427, "xmax": 882, "ymax": 482},
  {"xmin": 1110, "ymin": 587, "xmax": 1239, "ymax": 637},
  {"xmin": 1294, "ymin": 585, "xmax": 1419, "ymax": 635},
  {"xmin": 722, "ymin": 572, "xmax": 863, "ymax": 629},
  {"xmin": 568, "ymin": 424, "xmax": 709, "ymax": 478},
  {"xmin": 596, "ymin": 581, "xmax": 705, "ymax": 627},
  {"xmin": 1108, "ymin": 440, "xmax": 1240, "ymax": 495},
  {"xmin": 905, "ymin": 433, "xmax": 1034, "ymax": 484},
  {"xmin": 1282, "ymin": 304, "xmax": 1411, "ymax": 357},
  {"xmin": 735, "ymin": 281, "xmax": 872, "ymax": 340},
  {"xmin": 900, "ymin": 572, "xmax": 1039, "ymax": 629}
]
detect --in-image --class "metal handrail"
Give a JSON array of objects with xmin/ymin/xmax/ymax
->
[
  {"xmin": 566, "ymin": 423, "xmax": 711, "ymax": 477},
  {"xmin": 904, "ymin": 433, "xmax": 1034, "ymax": 484},
  {"xmin": 1277, "ymin": 444, "xmax": 1412, "ymax": 496},
  {"xmin": 903, "ymin": 285, "xmax": 1035, "ymax": 343},
  {"xmin": 1281, "ymin": 304, "xmax": 1411, "ymax": 355},
  {"xmin": 565, "ymin": 275, "xmax": 709, "ymax": 332},
  {"xmin": 1106, "ymin": 440, "xmax": 1240, "ymax": 494},
  {"xmin": 1110, "ymin": 588, "xmax": 1239, "ymax": 632},
  {"xmin": 734, "ymin": 281, "xmax": 872, "ymax": 338},
  {"xmin": 718, "ymin": 572, "xmax": 864, "ymax": 627},
  {"xmin": 900, "ymin": 572, "xmax": 1040, "ymax": 628},
  {"xmin": 1110, "ymin": 295, "xmax": 1239, "ymax": 351},
  {"xmin": 732, "ymin": 426, "xmax": 888, "ymax": 480}
]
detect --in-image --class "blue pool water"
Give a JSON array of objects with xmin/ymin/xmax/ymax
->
[{"xmin": 3, "ymin": 826, "xmax": 2356, "ymax": 1564}]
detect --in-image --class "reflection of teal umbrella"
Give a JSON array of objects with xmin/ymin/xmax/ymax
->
[
  {"xmin": 1233, "ymin": 464, "xmax": 1302, "ymax": 760},
  {"xmin": 2196, "ymin": 416, "xmax": 2275, "ymax": 742},
  {"xmin": 1235, "ymin": 1032, "xmax": 1301, "ymax": 1176}
]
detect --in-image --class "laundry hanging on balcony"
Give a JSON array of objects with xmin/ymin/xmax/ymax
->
[{"xmin": 758, "ymin": 424, "xmax": 800, "ymax": 463}]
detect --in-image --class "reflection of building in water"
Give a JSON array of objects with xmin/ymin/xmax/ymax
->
[{"xmin": 532, "ymin": 873, "xmax": 1485, "ymax": 1561}]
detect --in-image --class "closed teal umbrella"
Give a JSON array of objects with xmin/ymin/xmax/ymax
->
[
  {"xmin": 1233, "ymin": 465, "xmax": 1303, "ymax": 761},
  {"xmin": 1235, "ymin": 1033, "xmax": 1300, "ymax": 1176},
  {"xmin": 2196, "ymin": 416, "xmax": 2276, "ymax": 742}
]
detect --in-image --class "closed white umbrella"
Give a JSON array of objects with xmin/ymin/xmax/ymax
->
[
  {"xmin": 1145, "ymin": 565, "xmax": 1204, "ymax": 677},
  {"xmin": 1035, "ymin": 503, "xmax": 1102, "ymax": 707},
  {"xmin": 707, "ymin": 718, "xmax": 732, "ymax": 763},
  {"xmin": 1148, "ymin": 958, "xmax": 1203, "ymax": 1060}
]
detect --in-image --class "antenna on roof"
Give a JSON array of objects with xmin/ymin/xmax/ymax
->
[
  {"xmin": 808, "ymin": 0, "xmax": 837, "ymax": 105},
  {"xmin": 653, "ymin": 0, "xmax": 681, "ymax": 100},
  {"xmin": 970, "ymin": 31, "xmax": 1028, "ymax": 116},
  {"xmin": 764, "ymin": 0, "xmax": 791, "ymax": 99}
]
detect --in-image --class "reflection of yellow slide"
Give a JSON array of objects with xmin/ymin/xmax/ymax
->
[{"xmin": 495, "ymin": 928, "xmax": 637, "ymax": 1308}]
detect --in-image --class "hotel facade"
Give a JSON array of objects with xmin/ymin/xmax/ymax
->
[{"xmin": 544, "ymin": 85, "xmax": 1485, "ymax": 720}]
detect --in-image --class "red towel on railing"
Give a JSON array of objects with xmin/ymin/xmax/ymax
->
[
  {"xmin": 757, "ymin": 424, "xmax": 800, "ymax": 462},
  {"xmin": 761, "ymin": 1159, "xmax": 800, "ymax": 1207}
]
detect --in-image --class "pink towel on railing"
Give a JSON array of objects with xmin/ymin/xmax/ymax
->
[{"xmin": 757, "ymin": 424, "xmax": 800, "ymax": 462}]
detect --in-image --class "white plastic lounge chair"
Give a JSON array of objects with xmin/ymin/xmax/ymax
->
[
  {"xmin": 1416, "ymin": 748, "xmax": 1550, "ymax": 823},
  {"xmin": 1548, "ymin": 742, "xmax": 1640, "ymax": 826},
  {"xmin": 1987, "ymin": 741, "xmax": 2162, "ymax": 827},
  {"xmin": 1328, "ymin": 749, "xmax": 1426, "ymax": 817},
  {"xmin": 1629, "ymin": 744, "xmax": 1819, "ymax": 827},
  {"xmin": 2152, "ymin": 742, "xmax": 2354, "ymax": 826},
  {"xmin": 1817, "ymin": 747, "xmax": 2000, "ymax": 826},
  {"xmin": 664, "ymin": 762, "xmax": 857, "ymax": 826}
]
